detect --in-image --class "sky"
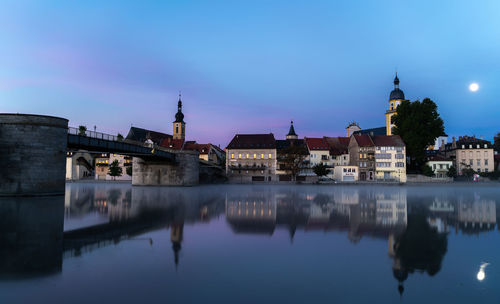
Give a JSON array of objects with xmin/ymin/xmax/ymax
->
[{"xmin": 1, "ymin": 0, "xmax": 499, "ymax": 146}]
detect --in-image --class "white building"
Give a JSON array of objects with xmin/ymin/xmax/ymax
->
[
  {"xmin": 426, "ymin": 155, "xmax": 453, "ymax": 178},
  {"xmin": 333, "ymin": 166, "xmax": 359, "ymax": 182}
]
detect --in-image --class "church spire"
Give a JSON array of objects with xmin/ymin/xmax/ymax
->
[{"xmin": 286, "ymin": 120, "xmax": 298, "ymax": 140}]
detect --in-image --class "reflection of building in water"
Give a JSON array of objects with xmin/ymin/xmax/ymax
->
[
  {"xmin": 225, "ymin": 193, "xmax": 277, "ymax": 234},
  {"xmin": 375, "ymin": 191, "xmax": 407, "ymax": 226},
  {"xmin": 457, "ymin": 197, "xmax": 496, "ymax": 233}
]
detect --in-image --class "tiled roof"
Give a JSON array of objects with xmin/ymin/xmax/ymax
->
[
  {"xmin": 371, "ymin": 135, "xmax": 405, "ymax": 147},
  {"xmin": 160, "ymin": 138, "xmax": 184, "ymax": 150},
  {"xmin": 352, "ymin": 134, "xmax": 374, "ymax": 147},
  {"xmin": 126, "ymin": 127, "xmax": 172, "ymax": 145},
  {"xmin": 427, "ymin": 155, "xmax": 452, "ymax": 162},
  {"xmin": 226, "ymin": 134, "xmax": 276, "ymax": 149},
  {"xmin": 184, "ymin": 143, "xmax": 211, "ymax": 154},
  {"xmin": 324, "ymin": 137, "xmax": 349, "ymax": 155},
  {"xmin": 305, "ymin": 137, "xmax": 329, "ymax": 151}
]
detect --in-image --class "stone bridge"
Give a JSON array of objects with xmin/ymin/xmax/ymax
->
[{"xmin": 0, "ymin": 114, "xmax": 199, "ymax": 196}]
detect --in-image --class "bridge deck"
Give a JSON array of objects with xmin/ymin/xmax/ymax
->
[{"xmin": 67, "ymin": 127, "xmax": 175, "ymax": 161}]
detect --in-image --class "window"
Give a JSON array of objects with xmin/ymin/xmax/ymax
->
[
  {"xmin": 485, "ymin": 159, "xmax": 488, "ymax": 165},
  {"xmin": 396, "ymin": 162, "xmax": 405, "ymax": 167},
  {"xmin": 246, "ymin": 154, "xmax": 249, "ymax": 159},
  {"xmin": 353, "ymin": 169, "xmax": 356, "ymax": 172},
  {"xmin": 469, "ymin": 159, "xmax": 473, "ymax": 166},
  {"xmin": 461, "ymin": 151, "xmax": 465, "ymax": 158},
  {"xmin": 485, "ymin": 168, "xmax": 489, "ymax": 172},
  {"xmin": 433, "ymin": 164, "xmax": 436, "ymax": 169},
  {"xmin": 469, "ymin": 144, "xmax": 472, "ymax": 149},
  {"xmin": 377, "ymin": 153, "xmax": 392, "ymax": 159},
  {"xmin": 261, "ymin": 154, "xmax": 264, "ymax": 159},
  {"xmin": 439, "ymin": 164, "xmax": 443, "ymax": 169},
  {"xmin": 477, "ymin": 144, "xmax": 480, "ymax": 149},
  {"xmin": 343, "ymin": 168, "xmax": 347, "ymax": 172},
  {"xmin": 238, "ymin": 154, "xmax": 241, "ymax": 159},
  {"xmin": 484, "ymin": 151, "xmax": 488, "ymax": 157},
  {"xmin": 477, "ymin": 159, "xmax": 481, "ymax": 166},
  {"xmin": 484, "ymin": 144, "xmax": 488, "ymax": 148},
  {"xmin": 268, "ymin": 154, "xmax": 272, "ymax": 159},
  {"xmin": 462, "ymin": 145, "xmax": 465, "ymax": 149},
  {"xmin": 231, "ymin": 154, "xmax": 234, "ymax": 159},
  {"xmin": 253, "ymin": 154, "xmax": 256, "ymax": 159}
]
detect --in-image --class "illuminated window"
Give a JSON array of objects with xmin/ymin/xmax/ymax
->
[
  {"xmin": 238, "ymin": 154, "xmax": 242, "ymax": 159},
  {"xmin": 231, "ymin": 154, "xmax": 234, "ymax": 159},
  {"xmin": 268, "ymin": 153, "xmax": 272, "ymax": 159},
  {"xmin": 253, "ymin": 154, "xmax": 256, "ymax": 159},
  {"xmin": 261, "ymin": 154, "xmax": 264, "ymax": 158},
  {"xmin": 246, "ymin": 154, "xmax": 249, "ymax": 158}
]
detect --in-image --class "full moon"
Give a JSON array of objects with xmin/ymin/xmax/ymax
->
[{"xmin": 469, "ymin": 83, "xmax": 479, "ymax": 92}]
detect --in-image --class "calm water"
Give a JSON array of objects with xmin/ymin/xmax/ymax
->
[{"xmin": 1, "ymin": 183, "xmax": 500, "ymax": 303}]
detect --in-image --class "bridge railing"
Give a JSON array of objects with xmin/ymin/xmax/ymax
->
[{"xmin": 68, "ymin": 127, "xmax": 119, "ymax": 141}]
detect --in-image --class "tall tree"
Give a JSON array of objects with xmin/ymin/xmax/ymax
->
[
  {"xmin": 278, "ymin": 144, "xmax": 308, "ymax": 181},
  {"xmin": 108, "ymin": 160, "xmax": 123, "ymax": 180},
  {"xmin": 494, "ymin": 132, "xmax": 500, "ymax": 152},
  {"xmin": 392, "ymin": 98, "xmax": 445, "ymax": 171}
]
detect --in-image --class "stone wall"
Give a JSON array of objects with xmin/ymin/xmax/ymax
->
[
  {"xmin": 132, "ymin": 151, "xmax": 199, "ymax": 186},
  {"xmin": 0, "ymin": 114, "xmax": 68, "ymax": 196}
]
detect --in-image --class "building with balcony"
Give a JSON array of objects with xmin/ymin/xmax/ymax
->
[
  {"xmin": 305, "ymin": 137, "xmax": 334, "ymax": 178},
  {"xmin": 426, "ymin": 155, "xmax": 453, "ymax": 178},
  {"xmin": 372, "ymin": 135, "xmax": 406, "ymax": 182},
  {"xmin": 94, "ymin": 153, "xmax": 110, "ymax": 180},
  {"xmin": 325, "ymin": 136, "xmax": 350, "ymax": 166},
  {"xmin": 226, "ymin": 133, "xmax": 277, "ymax": 182}
]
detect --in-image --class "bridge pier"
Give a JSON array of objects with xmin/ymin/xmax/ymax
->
[
  {"xmin": 0, "ymin": 114, "xmax": 68, "ymax": 196},
  {"xmin": 132, "ymin": 151, "xmax": 199, "ymax": 186}
]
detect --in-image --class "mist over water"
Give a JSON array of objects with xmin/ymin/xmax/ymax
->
[{"xmin": 1, "ymin": 183, "xmax": 499, "ymax": 303}]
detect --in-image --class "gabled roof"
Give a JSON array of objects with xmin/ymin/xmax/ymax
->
[
  {"xmin": 351, "ymin": 134, "xmax": 374, "ymax": 147},
  {"xmin": 371, "ymin": 135, "xmax": 405, "ymax": 147},
  {"xmin": 184, "ymin": 143, "xmax": 212, "ymax": 154},
  {"xmin": 126, "ymin": 127, "xmax": 172, "ymax": 145},
  {"xmin": 226, "ymin": 134, "xmax": 276, "ymax": 149},
  {"xmin": 160, "ymin": 138, "xmax": 185, "ymax": 150},
  {"xmin": 325, "ymin": 137, "xmax": 349, "ymax": 155},
  {"xmin": 305, "ymin": 137, "xmax": 329, "ymax": 151}
]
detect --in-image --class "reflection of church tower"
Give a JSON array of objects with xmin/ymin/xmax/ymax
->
[
  {"xmin": 385, "ymin": 74, "xmax": 406, "ymax": 136},
  {"xmin": 389, "ymin": 233, "xmax": 408, "ymax": 298},
  {"xmin": 173, "ymin": 93, "xmax": 186, "ymax": 140},
  {"xmin": 170, "ymin": 220, "xmax": 184, "ymax": 269}
]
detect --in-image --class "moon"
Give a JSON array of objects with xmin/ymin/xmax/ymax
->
[{"xmin": 469, "ymin": 83, "xmax": 479, "ymax": 92}]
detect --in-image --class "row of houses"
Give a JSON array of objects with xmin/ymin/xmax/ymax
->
[{"xmin": 225, "ymin": 122, "xmax": 407, "ymax": 183}]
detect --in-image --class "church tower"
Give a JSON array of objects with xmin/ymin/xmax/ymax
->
[
  {"xmin": 385, "ymin": 73, "xmax": 406, "ymax": 135},
  {"xmin": 286, "ymin": 120, "xmax": 298, "ymax": 140},
  {"xmin": 173, "ymin": 93, "xmax": 185, "ymax": 140}
]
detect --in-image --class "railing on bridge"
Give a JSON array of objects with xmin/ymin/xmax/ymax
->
[{"xmin": 68, "ymin": 127, "xmax": 119, "ymax": 142}]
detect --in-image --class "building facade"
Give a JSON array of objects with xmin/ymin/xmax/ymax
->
[
  {"xmin": 349, "ymin": 134, "xmax": 376, "ymax": 181},
  {"xmin": 372, "ymin": 135, "xmax": 406, "ymax": 182},
  {"xmin": 226, "ymin": 134, "xmax": 277, "ymax": 182},
  {"xmin": 443, "ymin": 136, "xmax": 494, "ymax": 175},
  {"xmin": 426, "ymin": 155, "xmax": 453, "ymax": 178}
]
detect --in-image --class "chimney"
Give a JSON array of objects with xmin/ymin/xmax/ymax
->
[{"xmin": 452, "ymin": 137, "xmax": 456, "ymax": 149}]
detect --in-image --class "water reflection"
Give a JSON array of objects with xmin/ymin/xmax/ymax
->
[
  {"xmin": 0, "ymin": 196, "xmax": 64, "ymax": 278},
  {"xmin": 1, "ymin": 184, "xmax": 500, "ymax": 300}
]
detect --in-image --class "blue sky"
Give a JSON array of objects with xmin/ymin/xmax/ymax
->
[{"xmin": 1, "ymin": 0, "xmax": 499, "ymax": 145}]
